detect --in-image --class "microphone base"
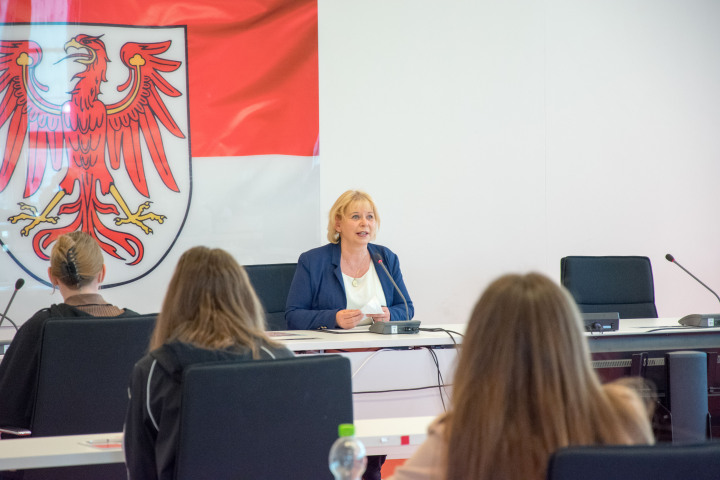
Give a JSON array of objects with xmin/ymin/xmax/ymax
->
[
  {"xmin": 369, "ymin": 320, "xmax": 421, "ymax": 335},
  {"xmin": 678, "ymin": 314, "xmax": 720, "ymax": 328}
]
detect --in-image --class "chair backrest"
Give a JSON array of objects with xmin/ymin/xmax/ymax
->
[
  {"xmin": 24, "ymin": 314, "xmax": 156, "ymax": 480},
  {"xmin": 560, "ymin": 256, "xmax": 658, "ymax": 318},
  {"xmin": 244, "ymin": 263, "xmax": 297, "ymax": 330},
  {"xmin": 175, "ymin": 355, "xmax": 353, "ymax": 480},
  {"xmin": 547, "ymin": 442, "xmax": 720, "ymax": 480}
]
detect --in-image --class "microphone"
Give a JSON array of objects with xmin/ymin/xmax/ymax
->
[
  {"xmin": 0, "ymin": 278, "xmax": 25, "ymax": 330},
  {"xmin": 371, "ymin": 252, "xmax": 410, "ymax": 321},
  {"xmin": 666, "ymin": 254, "xmax": 720, "ymax": 327},
  {"xmin": 665, "ymin": 254, "xmax": 720, "ymax": 303}
]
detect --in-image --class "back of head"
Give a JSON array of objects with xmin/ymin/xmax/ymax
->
[
  {"xmin": 445, "ymin": 272, "xmax": 640, "ymax": 480},
  {"xmin": 49, "ymin": 231, "xmax": 104, "ymax": 289},
  {"xmin": 326, "ymin": 189, "xmax": 381, "ymax": 243},
  {"xmin": 150, "ymin": 247, "xmax": 271, "ymax": 353}
]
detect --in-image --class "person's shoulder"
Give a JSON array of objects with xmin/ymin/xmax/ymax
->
[
  {"xmin": 25, "ymin": 307, "xmax": 53, "ymax": 323},
  {"xmin": 602, "ymin": 378, "xmax": 655, "ymax": 443},
  {"xmin": 132, "ymin": 351, "xmax": 157, "ymax": 373},
  {"xmin": 265, "ymin": 345, "xmax": 295, "ymax": 359},
  {"xmin": 428, "ymin": 413, "xmax": 448, "ymax": 436},
  {"xmin": 369, "ymin": 243, "xmax": 399, "ymax": 259},
  {"xmin": 298, "ymin": 243, "xmax": 337, "ymax": 262},
  {"xmin": 15, "ymin": 307, "xmax": 55, "ymax": 334},
  {"xmin": 301, "ymin": 243, "xmax": 336, "ymax": 256}
]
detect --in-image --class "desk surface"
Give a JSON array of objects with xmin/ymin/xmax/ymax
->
[
  {"xmin": 271, "ymin": 318, "xmax": 720, "ymax": 352},
  {"xmin": 270, "ymin": 325, "xmax": 464, "ymax": 351},
  {"xmin": 0, "ymin": 433, "xmax": 123, "ymax": 471},
  {"xmin": 584, "ymin": 318, "xmax": 720, "ymax": 353},
  {"xmin": 0, "ymin": 416, "xmax": 435, "ymax": 470},
  {"xmin": 1, "ymin": 318, "xmax": 715, "ymax": 351}
]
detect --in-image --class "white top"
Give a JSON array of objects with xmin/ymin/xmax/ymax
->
[{"xmin": 342, "ymin": 263, "xmax": 387, "ymax": 325}]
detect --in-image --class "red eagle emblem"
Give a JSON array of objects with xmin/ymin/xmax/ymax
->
[{"xmin": 0, "ymin": 34, "xmax": 185, "ymax": 265}]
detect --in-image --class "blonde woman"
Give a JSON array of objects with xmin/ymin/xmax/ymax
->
[
  {"xmin": 123, "ymin": 247, "xmax": 293, "ymax": 480},
  {"xmin": 285, "ymin": 189, "xmax": 413, "ymax": 479},
  {"xmin": 0, "ymin": 231, "xmax": 135, "ymax": 433},
  {"xmin": 391, "ymin": 273, "xmax": 654, "ymax": 480},
  {"xmin": 286, "ymin": 189, "xmax": 413, "ymax": 330}
]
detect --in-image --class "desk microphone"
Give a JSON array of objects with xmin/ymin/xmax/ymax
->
[
  {"xmin": 665, "ymin": 254, "xmax": 720, "ymax": 327},
  {"xmin": 0, "ymin": 278, "xmax": 25, "ymax": 330},
  {"xmin": 666, "ymin": 254, "xmax": 720, "ymax": 303},
  {"xmin": 369, "ymin": 252, "xmax": 419, "ymax": 334},
  {"xmin": 371, "ymin": 252, "xmax": 410, "ymax": 321}
]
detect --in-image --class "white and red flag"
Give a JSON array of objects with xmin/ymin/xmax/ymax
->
[{"xmin": 0, "ymin": 1, "xmax": 319, "ymax": 316}]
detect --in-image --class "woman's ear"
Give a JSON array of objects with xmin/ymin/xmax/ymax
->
[{"xmin": 98, "ymin": 264, "xmax": 107, "ymax": 283}]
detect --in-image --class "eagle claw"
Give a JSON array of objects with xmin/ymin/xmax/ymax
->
[
  {"xmin": 114, "ymin": 201, "xmax": 166, "ymax": 235},
  {"xmin": 8, "ymin": 202, "xmax": 60, "ymax": 236}
]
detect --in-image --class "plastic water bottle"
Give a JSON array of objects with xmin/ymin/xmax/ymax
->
[{"xmin": 328, "ymin": 423, "xmax": 367, "ymax": 480}]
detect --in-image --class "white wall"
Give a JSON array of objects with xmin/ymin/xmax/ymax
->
[{"xmin": 318, "ymin": 0, "xmax": 720, "ymax": 324}]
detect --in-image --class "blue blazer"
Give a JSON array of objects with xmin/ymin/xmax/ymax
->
[{"xmin": 285, "ymin": 242, "xmax": 414, "ymax": 330}]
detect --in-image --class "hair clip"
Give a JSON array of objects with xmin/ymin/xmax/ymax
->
[{"xmin": 65, "ymin": 246, "xmax": 81, "ymax": 287}]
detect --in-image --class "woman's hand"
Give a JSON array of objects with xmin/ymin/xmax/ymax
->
[
  {"xmin": 368, "ymin": 306, "xmax": 390, "ymax": 323},
  {"xmin": 336, "ymin": 309, "xmax": 364, "ymax": 329}
]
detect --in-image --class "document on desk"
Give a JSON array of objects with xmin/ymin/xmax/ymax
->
[
  {"xmin": 325, "ymin": 326, "xmax": 371, "ymax": 334},
  {"xmin": 266, "ymin": 331, "xmax": 322, "ymax": 341}
]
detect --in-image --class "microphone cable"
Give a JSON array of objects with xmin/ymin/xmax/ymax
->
[
  {"xmin": 418, "ymin": 327, "xmax": 463, "ymax": 346},
  {"xmin": 351, "ymin": 346, "xmax": 454, "ymax": 412},
  {"xmin": 0, "ymin": 315, "xmax": 19, "ymax": 331}
]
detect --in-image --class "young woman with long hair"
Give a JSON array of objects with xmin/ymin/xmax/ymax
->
[
  {"xmin": 391, "ymin": 272, "xmax": 654, "ymax": 480},
  {"xmin": 124, "ymin": 246, "xmax": 293, "ymax": 480}
]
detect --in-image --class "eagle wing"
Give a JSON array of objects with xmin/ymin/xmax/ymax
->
[
  {"xmin": 0, "ymin": 40, "xmax": 64, "ymax": 196},
  {"xmin": 106, "ymin": 40, "xmax": 184, "ymax": 197}
]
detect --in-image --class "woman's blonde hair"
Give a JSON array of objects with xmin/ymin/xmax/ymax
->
[
  {"xmin": 149, "ymin": 246, "xmax": 280, "ymax": 355},
  {"xmin": 49, "ymin": 231, "xmax": 104, "ymax": 289},
  {"xmin": 326, "ymin": 190, "xmax": 380, "ymax": 244},
  {"xmin": 444, "ymin": 273, "xmax": 654, "ymax": 480}
]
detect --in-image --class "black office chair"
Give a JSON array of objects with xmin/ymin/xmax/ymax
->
[
  {"xmin": 12, "ymin": 314, "xmax": 156, "ymax": 480},
  {"xmin": 560, "ymin": 256, "xmax": 658, "ymax": 318},
  {"xmin": 547, "ymin": 442, "xmax": 720, "ymax": 480},
  {"xmin": 244, "ymin": 263, "xmax": 297, "ymax": 330},
  {"xmin": 174, "ymin": 355, "xmax": 353, "ymax": 480}
]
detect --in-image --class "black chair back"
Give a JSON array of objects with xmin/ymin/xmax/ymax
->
[
  {"xmin": 244, "ymin": 263, "xmax": 297, "ymax": 330},
  {"xmin": 175, "ymin": 355, "xmax": 353, "ymax": 480},
  {"xmin": 560, "ymin": 256, "xmax": 658, "ymax": 318},
  {"xmin": 547, "ymin": 442, "xmax": 720, "ymax": 480},
  {"xmin": 24, "ymin": 314, "xmax": 156, "ymax": 480}
]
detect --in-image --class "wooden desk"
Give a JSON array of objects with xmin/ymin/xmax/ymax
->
[
  {"xmin": 0, "ymin": 417, "xmax": 435, "ymax": 470},
  {"xmin": 0, "ymin": 433, "xmax": 123, "ymax": 471},
  {"xmin": 356, "ymin": 415, "xmax": 434, "ymax": 459},
  {"xmin": 274, "ymin": 325, "xmax": 463, "ymax": 420},
  {"xmin": 275, "ymin": 319, "xmax": 720, "ymax": 427},
  {"xmin": 270, "ymin": 325, "xmax": 464, "ymax": 351},
  {"xmin": 585, "ymin": 318, "xmax": 720, "ymax": 353}
]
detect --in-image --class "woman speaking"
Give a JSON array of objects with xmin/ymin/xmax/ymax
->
[
  {"xmin": 285, "ymin": 189, "xmax": 414, "ymax": 480},
  {"xmin": 285, "ymin": 189, "xmax": 414, "ymax": 330}
]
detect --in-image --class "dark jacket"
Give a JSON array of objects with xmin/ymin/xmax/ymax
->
[
  {"xmin": 0, "ymin": 303, "xmax": 138, "ymax": 429},
  {"xmin": 285, "ymin": 242, "xmax": 414, "ymax": 330},
  {"xmin": 123, "ymin": 340, "xmax": 294, "ymax": 480}
]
